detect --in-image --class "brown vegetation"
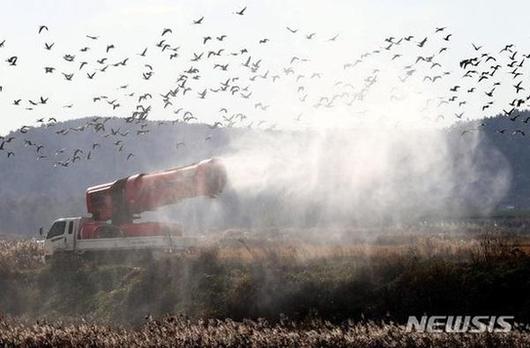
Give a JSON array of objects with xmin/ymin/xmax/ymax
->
[
  {"xmin": 0, "ymin": 228, "xmax": 529, "ymax": 346},
  {"xmin": 0, "ymin": 316, "xmax": 529, "ymax": 347}
]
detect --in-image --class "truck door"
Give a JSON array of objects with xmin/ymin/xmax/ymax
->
[
  {"xmin": 46, "ymin": 221, "xmax": 67, "ymax": 251},
  {"xmin": 63, "ymin": 220, "xmax": 76, "ymax": 251}
]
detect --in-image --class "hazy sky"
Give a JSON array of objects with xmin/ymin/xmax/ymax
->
[{"xmin": 0, "ymin": 0, "xmax": 529, "ymax": 134}]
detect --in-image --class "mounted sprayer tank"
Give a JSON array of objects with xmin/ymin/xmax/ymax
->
[{"xmin": 85, "ymin": 158, "xmax": 227, "ymax": 224}]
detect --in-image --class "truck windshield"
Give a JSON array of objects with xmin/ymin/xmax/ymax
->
[{"xmin": 47, "ymin": 221, "xmax": 66, "ymax": 239}]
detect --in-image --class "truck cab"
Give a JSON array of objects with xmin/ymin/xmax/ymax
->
[{"xmin": 43, "ymin": 217, "xmax": 82, "ymax": 257}]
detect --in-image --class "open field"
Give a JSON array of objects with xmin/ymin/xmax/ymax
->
[
  {"xmin": 0, "ymin": 225, "xmax": 530, "ymax": 346},
  {"xmin": 0, "ymin": 316, "xmax": 529, "ymax": 347}
]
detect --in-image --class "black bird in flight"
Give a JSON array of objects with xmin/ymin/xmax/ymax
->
[
  {"xmin": 6, "ymin": 56, "xmax": 17, "ymax": 66},
  {"xmin": 286, "ymin": 27, "xmax": 298, "ymax": 33},
  {"xmin": 63, "ymin": 54, "xmax": 75, "ymax": 62},
  {"xmin": 235, "ymin": 6, "xmax": 247, "ymax": 15},
  {"xmin": 38, "ymin": 25, "xmax": 48, "ymax": 34},
  {"xmin": 514, "ymin": 81, "xmax": 524, "ymax": 93},
  {"xmin": 161, "ymin": 28, "xmax": 172, "ymax": 36},
  {"xmin": 193, "ymin": 16, "xmax": 204, "ymax": 24},
  {"xmin": 191, "ymin": 52, "xmax": 203, "ymax": 61},
  {"xmin": 500, "ymin": 44, "xmax": 514, "ymax": 53}
]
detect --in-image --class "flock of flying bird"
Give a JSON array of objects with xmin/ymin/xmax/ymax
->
[{"xmin": 0, "ymin": 8, "xmax": 529, "ymax": 166}]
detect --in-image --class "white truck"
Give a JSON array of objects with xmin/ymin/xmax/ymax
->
[
  {"xmin": 42, "ymin": 217, "xmax": 197, "ymax": 259},
  {"xmin": 41, "ymin": 158, "xmax": 226, "ymax": 259}
]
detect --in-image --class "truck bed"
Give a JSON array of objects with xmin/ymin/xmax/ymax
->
[{"xmin": 75, "ymin": 235, "xmax": 197, "ymax": 252}]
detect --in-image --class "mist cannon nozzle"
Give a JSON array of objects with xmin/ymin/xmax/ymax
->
[{"xmin": 85, "ymin": 157, "xmax": 228, "ymax": 223}]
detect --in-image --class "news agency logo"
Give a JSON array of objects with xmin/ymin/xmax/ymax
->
[{"xmin": 405, "ymin": 315, "xmax": 514, "ymax": 333}]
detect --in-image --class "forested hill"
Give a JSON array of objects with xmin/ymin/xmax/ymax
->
[{"xmin": 1, "ymin": 113, "xmax": 530, "ymax": 236}]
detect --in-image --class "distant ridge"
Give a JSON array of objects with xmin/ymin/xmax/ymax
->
[{"xmin": 2, "ymin": 113, "xmax": 530, "ymax": 235}]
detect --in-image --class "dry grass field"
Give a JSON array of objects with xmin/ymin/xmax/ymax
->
[
  {"xmin": 0, "ymin": 225, "xmax": 529, "ymax": 346},
  {"xmin": 0, "ymin": 316, "xmax": 529, "ymax": 347}
]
